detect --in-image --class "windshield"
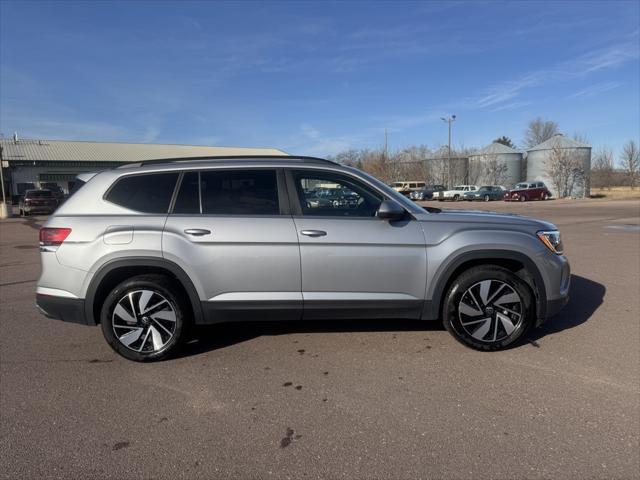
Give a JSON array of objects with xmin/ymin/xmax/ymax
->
[{"xmin": 25, "ymin": 190, "xmax": 53, "ymax": 198}]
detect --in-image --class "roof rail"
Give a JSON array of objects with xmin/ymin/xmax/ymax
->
[{"xmin": 116, "ymin": 154, "xmax": 338, "ymax": 169}]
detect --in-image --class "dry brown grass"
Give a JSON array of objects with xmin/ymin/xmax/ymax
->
[{"xmin": 590, "ymin": 186, "xmax": 640, "ymax": 200}]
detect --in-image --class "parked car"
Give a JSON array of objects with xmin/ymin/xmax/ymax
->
[
  {"xmin": 36, "ymin": 156, "xmax": 569, "ymax": 361},
  {"xmin": 391, "ymin": 181, "xmax": 426, "ymax": 196},
  {"xmin": 409, "ymin": 185, "xmax": 446, "ymax": 201},
  {"xmin": 19, "ymin": 189, "xmax": 58, "ymax": 216},
  {"xmin": 40, "ymin": 183, "xmax": 65, "ymax": 200},
  {"xmin": 504, "ymin": 182, "xmax": 551, "ymax": 202},
  {"xmin": 463, "ymin": 185, "xmax": 505, "ymax": 202},
  {"xmin": 436, "ymin": 185, "xmax": 479, "ymax": 201}
]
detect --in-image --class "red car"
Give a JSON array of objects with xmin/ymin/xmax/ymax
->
[{"xmin": 503, "ymin": 182, "xmax": 551, "ymax": 202}]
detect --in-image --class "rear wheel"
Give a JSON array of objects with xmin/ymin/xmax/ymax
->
[
  {"xmin": 100, "ymin": 274, "xmax": 186, "ymax": 362},
  {"xmin": 443, "ymin": 266, "xmax": 534, "ymax": 351},
  {"xmin": 453, "ymin": 194, "xmax": 460, "ymax": 201}
]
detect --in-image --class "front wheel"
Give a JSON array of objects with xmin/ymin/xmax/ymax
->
[
  {"xmin": 443, "ymin": 266, "xmax": 534, "ymax": 351},
  {"xmin": 484, "ymin": 195, "xmax": 490, "ymax": 202},
  {"xmin": 100, "ymin": 274, "xmax": 186, "ymax": 362},
  {"xmin": 519, "ymin": 195, "xmax": 527, "ymax": 202}
]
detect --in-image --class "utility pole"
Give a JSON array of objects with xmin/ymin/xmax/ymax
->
[
  {"xmin": 441, "ymin": 115, "xmax": 456, "ymax": 186},
  {"xmin": 0, "ymin": 144, "xmax": 8, "ymax": 218}
]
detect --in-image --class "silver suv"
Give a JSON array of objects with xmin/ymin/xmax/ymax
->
[{"xmin": 36, "ymin": 156, "xmax": 570, "ymax": 361}]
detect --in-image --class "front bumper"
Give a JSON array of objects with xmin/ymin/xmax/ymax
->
[
  {"xmin": 36, "ymin": 293, "xmax": 89, "ymax": 325},
  {"xmin": 536, "ymin": 256, "xmax": 571, "ymax": 326}
]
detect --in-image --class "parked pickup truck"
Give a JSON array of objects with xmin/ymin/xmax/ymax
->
[{"xmin": 436, "ymin": 185, "xmax": 478, "ymax": 201}]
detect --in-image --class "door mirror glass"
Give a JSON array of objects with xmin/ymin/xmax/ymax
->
[{"xmin": 377, "ymin": 200, "xmax": 405, "ymax": 220}]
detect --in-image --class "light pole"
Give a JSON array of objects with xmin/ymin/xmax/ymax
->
[{"xmin": 441, "ymin": 115, "xmax": 456, "ymax": 186}]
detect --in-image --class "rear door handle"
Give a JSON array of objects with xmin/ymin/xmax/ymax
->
[
  {"xmin": 300, "ymin": 230, "xmax": 327, "ymax": 237},
  {"xmin": 184, "ymin": 228, "xmax": 211, "ymax": 236}
]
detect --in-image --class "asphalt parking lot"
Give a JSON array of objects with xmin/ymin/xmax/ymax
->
[{"xmin": 1, "ymin": 198, "xmax": 639, "ymax": 479}]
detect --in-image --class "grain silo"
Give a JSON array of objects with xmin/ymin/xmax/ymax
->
[
  {"xmin": 526, "ymin": 134, "xmax": 591, "ymax": 198},
  {"xmin": 468, "ymin": 142, "xmax": 523, "ymax": 188}
]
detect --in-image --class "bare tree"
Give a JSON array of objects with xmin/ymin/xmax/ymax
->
[
  {"xmin": 493, "ymin": 136, "xmax": 515, "ymax": 149},
  {"xmin": 483, "ymin": 157, "xmax": 509, "ymax": 185},
  {"xmin": 523, "ymin": 117, "xmax": 559, "ymax": 148},
  {"xmin": 545, "ymin": 141, "xmax": 586, "ymax": 198},
  {"xmin": 468, "ymin": 156, "xmax": 509, "ymax": 186},
  {"xmin": 620, "ymin": 140, "xmax": 640, "ymax": 189},
  {"xmin": 332, "ymin": 149, "xmax": 362, "ymax": 168},
  {"xmin": 591, "ymin": 147, "xmax": 615, "ymax": 190}
]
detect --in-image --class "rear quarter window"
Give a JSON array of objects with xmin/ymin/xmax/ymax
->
[{"xmin": 105, "ymin": 172, "xmax": 179, "ymax": 213}]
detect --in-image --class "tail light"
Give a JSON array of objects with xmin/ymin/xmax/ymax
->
[{"xmin": 39, "ymin": 228, "xmax": 71, "ymax": 246}]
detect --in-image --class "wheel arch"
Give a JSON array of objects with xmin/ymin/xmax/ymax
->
[
  {"xmin": 84, "ymin": 257, "xmax": 204, "ymax": 326},
  {"xmin": 423, "ymin": 250, "xmax": 546, "ymax": 323}
]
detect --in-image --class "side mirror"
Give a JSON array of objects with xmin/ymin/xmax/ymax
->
[{"xmin": 377, "ymin": 199, "xmax": 405, "ymax": 221}]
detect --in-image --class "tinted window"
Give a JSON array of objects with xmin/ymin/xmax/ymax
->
[
  {"xmin": 173, "ymin": 172, "xmax": 200, "ymax": 214},
  {"xmin": 200, "ymin": 170, "xmax": 279, "ymax": 215},
  {"xmin": 294, "ymin": 171, "xmax": 383, "ymax": 217},
  {"xmin": 106, "ymin": 173, "xmax": 178, "ymax": 213}
]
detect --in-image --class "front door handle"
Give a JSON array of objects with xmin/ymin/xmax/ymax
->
[
  {"xmin": 184, "ymin": 228, "xmax": 211, "ymax": 236},
  {"xmin": 300, "ymin": 230, "xmax": 327, "ymax": 237}
]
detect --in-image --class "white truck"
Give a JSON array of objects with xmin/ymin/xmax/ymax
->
[{"xmin": 435, "ymin": 185, "xmax": 479, "ymax": 201}]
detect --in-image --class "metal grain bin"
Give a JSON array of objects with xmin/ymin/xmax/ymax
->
[
  {"xmin": 526, "ymin": 134, "xmax": 591, "ymax": 198},
  {"xmin": 468, "ymin": 142, "xmax": 523, "ymax": 188}
]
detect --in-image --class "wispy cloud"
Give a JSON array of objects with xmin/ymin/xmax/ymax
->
[
  {"xmin": 287, "ymin": 124, "xmax": 367, "ymax": 156},
  {"xmin": 490, "ymin": 101, "xmax": 533, "ymax": 112},
  {"xmin": 569, "ymin": 81, "xmax": 623, "ymax": 98},
  {"xmin": 472, "ymin": 39, "xmax": 638, "ymax": 109}
]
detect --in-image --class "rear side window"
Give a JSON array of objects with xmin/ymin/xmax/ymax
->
[
  {"xmin": 200, "ymin": 170, "xmax": 279, "ymax": 215},
  {"xmin": 106, "ymin": 173, "xmax": 179, "ymax": 213},
  {"xmin": 173, "ymin": 171, "xmax": 200, "ymax": 214}
]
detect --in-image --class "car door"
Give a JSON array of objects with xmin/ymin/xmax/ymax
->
[
  {"xmin": 286, "ymin": 168, "xmax": 427, "ymax": 320},
  {"xmin": 162, "ymin": 168, "xmax": 302, "ymax": 322}
]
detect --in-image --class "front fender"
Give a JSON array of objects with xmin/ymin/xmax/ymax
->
[{"xmin": 422, "ymin": 229, "xmax": 549, "ymax": 321}]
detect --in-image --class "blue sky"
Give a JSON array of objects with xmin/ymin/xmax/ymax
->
[{"xmin": 1, "ymin": 1, "xmax": 638, "ymax": 160}]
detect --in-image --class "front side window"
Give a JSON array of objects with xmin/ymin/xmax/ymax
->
[
  {"xmin": 294, "ymin": 171, "xmax": 383, "ymax": 217},
  {"xmin": 106, "ymin": 172, "xmax": 179, "ymax": 213}
]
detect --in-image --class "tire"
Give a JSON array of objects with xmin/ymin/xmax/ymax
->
[
  {"xmin": 453, "ymin": 195, "xmax": 460, "ymax": 201},
  {"xmin": 484, "ymin": 195, "xmax": 490, "ymax": 202},
  {"xmin": 100, "ymin": 274, "xmax": 187, "ymax": 362},
  {"xmin": 442, "ymin": 266, "xmax": 534, "ymax": 351},
  {"xmin": 519, "ymin": 195, "xmax": 527, "ymax": 202}
]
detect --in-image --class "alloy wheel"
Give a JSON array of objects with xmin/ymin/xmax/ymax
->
[
  {"xmin": 112, "ymin": 289, "xmax": 177, "ymax": 353},
  {"xmin": 457, "ymin": 279, "xmax": 523, "ymax": 342}
]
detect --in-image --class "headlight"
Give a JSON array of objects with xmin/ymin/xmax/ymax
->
[{"xmin": 537, "ymin": 230, "xmax": 563, "ymax": 254}]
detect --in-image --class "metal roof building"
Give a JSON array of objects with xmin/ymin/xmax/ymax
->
[
  {"xmin": 468, "ymin": 142, "xmax": 523, "ymax": 188},
  {"xmin": 0, "ymin": 138, "xmax": 287, "ymax": 199},
  {"xmin": 526, "ymin": 134, "xmax": 591, "ymax": 198}
]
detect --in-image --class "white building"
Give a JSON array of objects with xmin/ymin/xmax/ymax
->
[{"xmin": 0, "ymin": 138, "xmax": 286, "ymax": 201}]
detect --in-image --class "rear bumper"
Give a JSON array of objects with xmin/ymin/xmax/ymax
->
[
  {"xmin": 36, "ymin": 293, "xmax": 89, "ymax": 325},
  {"xmin": 23, "ymin": 206, "xmax": 55, "ymax": 213}
]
